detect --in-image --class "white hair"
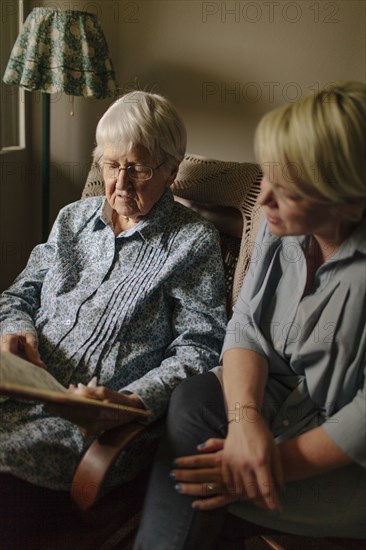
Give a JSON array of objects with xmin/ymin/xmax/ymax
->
[{"xmin": 93, "ymin": 91, "xmax": 187, "ymax": 166}]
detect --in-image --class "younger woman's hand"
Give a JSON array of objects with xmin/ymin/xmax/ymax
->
[{"xmin": 222, "ymin": 416, "xmax": 284, "ymax": 511}]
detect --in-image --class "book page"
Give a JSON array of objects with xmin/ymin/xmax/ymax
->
[
  {"xmin": 0, "ymin": 351, "xmax": 150, "ymax": 419},
  {"xmin": 0, "ymin": 351, "xmax": 66, "ymax": 392}
]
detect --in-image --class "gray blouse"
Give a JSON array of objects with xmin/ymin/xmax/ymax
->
[
  {"xmin": 221, "ymin": 220, "xmax": 366, "ymax": 538},
  {"xmin": 0, "ymin": 190, "xmax": 227, "ymax": 490}
]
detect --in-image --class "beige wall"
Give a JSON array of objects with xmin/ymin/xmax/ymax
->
[{"xmin": 1, "ymin": 0, "xmax": 365, "ymax": 289}]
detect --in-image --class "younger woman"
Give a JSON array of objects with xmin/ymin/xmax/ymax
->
[{"xmin": 134, "ymin": 81, "xmax": 366, "ymax": 549}]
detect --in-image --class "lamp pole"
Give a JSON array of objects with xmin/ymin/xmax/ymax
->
[{"xmin": 41, "ymin": 93, "xmax": 50, "ymax": 242}]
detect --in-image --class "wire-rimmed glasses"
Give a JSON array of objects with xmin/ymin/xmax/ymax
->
[{"xmin": 102, "ymin": 160, "xmax": 166, "ymax": 182}]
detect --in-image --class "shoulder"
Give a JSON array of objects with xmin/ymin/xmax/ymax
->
[
  {"xmin": 58, "ymin": 196, "xmax": 103, "ymax": 217},
  {"xmin": 49, "ymin": 197, "xmax": 104, "ymax": 240},
  {"xmin": 55, "ymin": 197, "xmax": 103, "ymax": 226}
]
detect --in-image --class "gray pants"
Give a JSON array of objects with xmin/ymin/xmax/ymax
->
[{"xmin": 134, "ymin": 372, "xmax": 231, "ymax": 550}]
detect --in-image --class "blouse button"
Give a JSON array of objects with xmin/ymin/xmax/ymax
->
[
  {"xmin": 275, "ymin": 340, "xmax": 282, "ymax": 349},
  {"xmin": 282, "ymin": 419, "xmax": 290, "ymax": 427}
]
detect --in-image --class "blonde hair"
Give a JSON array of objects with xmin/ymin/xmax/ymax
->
[
  {"xmin": 254, "ymin": 81, "xmax": 366, "ymax": 217},
  {"xmin": 93, "ymin": 91, "xmax": 187, "ymax": 166}
]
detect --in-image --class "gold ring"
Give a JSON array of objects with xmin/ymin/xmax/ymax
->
[{"xmin": 206, "ymin": 483, "xmax": 217, "ymax": 494}]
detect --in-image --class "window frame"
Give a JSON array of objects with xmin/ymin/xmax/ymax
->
[{"xmin": 0, "ymin": 0, "xmax": 25, "ymax": 152}]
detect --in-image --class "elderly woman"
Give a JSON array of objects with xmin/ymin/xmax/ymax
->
[
  {"xmin": 0, "ymin": 92, "xmax": 226, "ymax": 515},
  {"xmin": 134, "ymin": 81, "xmax": 366, "ymax": 549}
]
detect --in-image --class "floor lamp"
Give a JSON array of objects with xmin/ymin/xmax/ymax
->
[{"xmin": 3, "ymin": 7, "xmax": 118, "ymax": 242}]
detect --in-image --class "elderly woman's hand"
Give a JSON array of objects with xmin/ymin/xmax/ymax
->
[
  {"xmin": 45, "ymin": 385, "xmax": 146, "ymax": 436},
  {"xmin": 0, "ymin": 332, "xmax": 46, "ymax": 369}
]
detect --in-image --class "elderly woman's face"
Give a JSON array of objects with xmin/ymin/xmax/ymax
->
[{"xmin": 103, "ymin": 144, "xmax": 176, "ymax": 225}]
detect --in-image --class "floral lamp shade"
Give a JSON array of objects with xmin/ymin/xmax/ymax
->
[{"xmin": 3, "ymin": 7, "xmax": 118, "ymax": 98}]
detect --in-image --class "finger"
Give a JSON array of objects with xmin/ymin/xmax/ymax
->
[
  {"xmin": 222, "ymin": 454, "xmax": 247, "ymax": 496},
  {"xmin": 171, "ymin": 467, "xmax": 222, "ymax": 484},
  {"xmin": 174, "ymin": 452, "xmax": 219, "ymax": 469},
  {"xmin": 68, "ymin": 386, "xmax": 108, "ymax": 405},
  {"xmin": 260, "ymin": 480, "xmax": 281, "ymax": 511},
  {"xmin": 79, "ymin": 386, "xmax": 112, "ymax": 402},
  {"xmin": 68, "ymin": 385, "xmax": 97, "ymax": 398},
  {"xmin": 273, "ymin": 446, "xmax": 285, "ymax": 491},
  {"xmin": 23, "ymin": 335, "xmax": 46, "ymax": 369},
  {"xmin": 0, "ymin": 333, "xmax": 29, "ymax": 355},
  {"xmin": 230, "ymin": 471, "xmax": 249, "ymax": 500},
  {"xmin": 0, "ymin": 334, "xmax": 15, "ymax": 353},
  {"xmin": 253, "ymin": 468, "xmax": 281, "ymax": 511},
  {"xmin": 174, "ymin": 481, "xmax": 224, "ymax": 498},
  {"xmin": 197, "ymin": 438, "xmax": 225, "ymax": 453},
  {"xmin": 242, "ymin": 472, "xmax": 260, "ymax": 501},
  {"xmin": 192, "ymin": 495, "xmax": 238, "ymax": 511},
  {"xmin": 221, "ymin": 461, "xmax": 235, "ymax": 493}
]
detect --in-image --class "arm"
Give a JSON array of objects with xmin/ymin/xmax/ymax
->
[
  {"xmin": 171, "ymin": 272, "xmax": 365, "ymax": 512},
  {"xmin": 223, "ymin": 348, "xmax": 268, "ymax": 414},
  {"xmin": 279, "ymin": 367, "xmax": 366, "ymax": 480},
  {"xmin": 123, "ymin": 228, "xmax": 227, "ymax": 422},
  {"xmin": 171, "ymin": 366, "xmax": 362, "ymax": 510},
  {"xmin": 0, "ymin": 241, "xmax": 56, "ymax": 336},
  {"xmin": 223, "ymin": 351, "xmax": 355, "ymax": 486},
  {"xmin": 278, "ymin": 426, "xmax": 352, "ymax": 482},
  {"xmin": 167, "ymin": 219, "xmax": 285, "ymax": 509},
  {"xmin": 217, "ymin": 222, "xmax": 285, "ymax": 509},
  {"xmin": 0, "ymin": 239, "xmax": 57, "ymax": 366},
  {"xmin": 221, "ymin": 348, "xmax": 284, "ymax": 511},
  {"xmin": 1, "ymin": 199, "xmax": 101, "ymax": 366}
]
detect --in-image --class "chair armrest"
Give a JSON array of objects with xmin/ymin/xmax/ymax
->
[{"xmin": 71, "ymin": 422, "xmax": 147, "ymax": 511}]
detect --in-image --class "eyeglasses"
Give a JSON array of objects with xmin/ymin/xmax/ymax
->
[{"xmin": 102, "ymin": 160, "xmax": 166, "ymax": 182}]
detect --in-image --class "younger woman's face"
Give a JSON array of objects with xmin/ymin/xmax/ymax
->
[{"xmin": 258, "ymin": 167, "xmax": 338, "ymax": 242}]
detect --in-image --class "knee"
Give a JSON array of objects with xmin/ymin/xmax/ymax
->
[
  {"xmin": 167, "ymin": 372, "xmax": 224, "ymax": 433},
  {"xmin": 169, "ymin": 372, "xmax": 210, "ymax": 417}
]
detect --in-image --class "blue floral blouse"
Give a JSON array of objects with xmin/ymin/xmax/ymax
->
[{"xmin": 0, "ymin": 190, "xmax": 227, "ymax": 490}]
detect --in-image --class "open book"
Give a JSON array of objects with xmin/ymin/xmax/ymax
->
[{"xmin": 0, "ymin": 350, "xmax": 150, "ymax": 420}]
